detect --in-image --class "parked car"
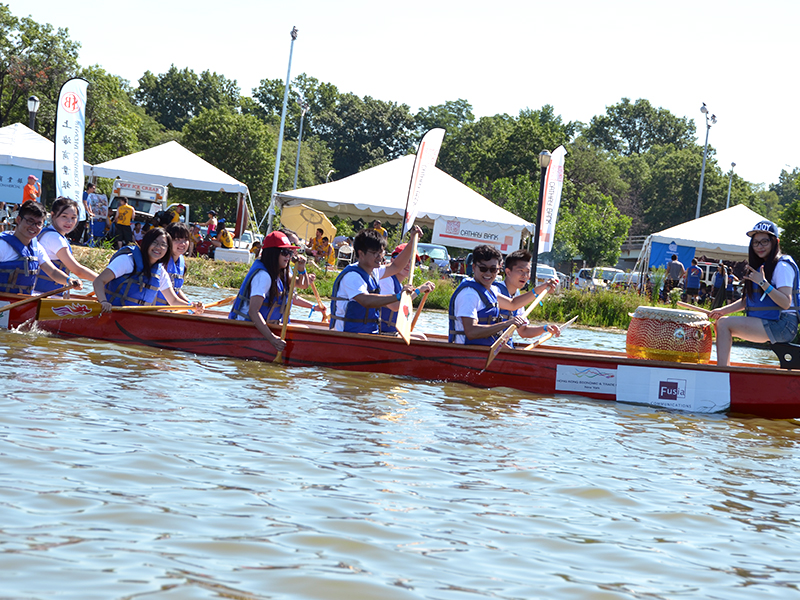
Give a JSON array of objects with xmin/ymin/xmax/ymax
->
[
  {"xmin": 611, "ymin": 271, "xmax": 644, "ymax": 289},
  {"xmin": 534, "ymin": 264, "xmax": 560, "ymax": 292},
  {"xmin": 574, "ymin": 266, "xmax": 624, "ymax": 291},
  {"xmin": 417, "ymin": 243, "xmax": 451, "ymax": 275}
]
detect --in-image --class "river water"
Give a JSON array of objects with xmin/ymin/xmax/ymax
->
[{"xmin": 1, "ymin": 286, "xmax": 798, "ymax": 599}]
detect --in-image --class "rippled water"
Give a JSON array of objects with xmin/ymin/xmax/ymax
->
[{"xmin": 1, "ymin": 286, "xmax": 798, "ymax": 599}]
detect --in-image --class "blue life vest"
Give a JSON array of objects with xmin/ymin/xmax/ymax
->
[
  {"xmin": 228, "ymin": 260, "xmax": 287, "ymax": 323},
  {"xmin": 712, "ymin": 272, "xmax": 725, "ymax": 290},
  {"xmin": 104, "ymin": 245, "xmax": 161, "ymax": 306},
  {"xmin": 330, "ymin": 264, "xmax": 381, "ymax": 333},
  {"xmin": 35, "ymin": 226, "xmax": 71, "ymax": 294},
  {"xmin": 685, "ymin": 265, "xmax": 701, "ymax": 288},
  {"xmin": 448, "ymin": 278, "xmax": 502, "ymax": 346},
  {"xmin": 0, "ymin": 231, "xmax": 40, "ymax": 294},
  {"xmin": 155, "ymin": 255, "xmax": 185, "ymax": 305},
  {"xmin": 379, "ymin": 275, "xmax": 402, "ymax": 334},
  {"xmin": 745, "ymin": 255, "xmax": 800, "ymax": 321}
]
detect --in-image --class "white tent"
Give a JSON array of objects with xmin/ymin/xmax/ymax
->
[
  {"xmin": 275, "ymin": 155, "xmax": 533, "ymax": 252},
  {"xmin": 638, "ymin": 204, "xmax": 769, "ymax": 271},
  {"xmin": 0, "ymin": 123, "xmax": 92, "ymax": 174},
  {"xmin": 90, "ymin": 141, "xmax": 248, "ymax": 194}
]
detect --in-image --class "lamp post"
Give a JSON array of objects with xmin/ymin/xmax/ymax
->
[
  {"xmin": 531, "ymin": 150, "xmax": 551, "ymax": 277},
  {"xmin": 264, "ymin": 26, "xmax": 298, "ymax": 234},
  {"xmin": 293, "ymin": 98, "xmax": 309, "ymax": 190},
  {"xmin": 695, "ymin": 102, "xmax": 717, "ymax": 219},
  {"xmin": 27, "ymin": 95, "xmax": 40, "ymax": 131},
  {"xmin": 725, "ymin": 162, "xmax": 736, "ymax": 209}
]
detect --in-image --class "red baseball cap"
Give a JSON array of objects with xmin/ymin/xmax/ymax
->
[
  {"xmin": 263, "ymin": 231, "xmax": 299, "ymax": 249},
  {"xmin": 391, "ymin": 243, "xmax": 420, "ymax": 262}
]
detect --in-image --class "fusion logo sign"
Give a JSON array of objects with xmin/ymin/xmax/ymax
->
[{"xmin": 658, "ymin": 378, "xmax": 686, "ymax": 401}]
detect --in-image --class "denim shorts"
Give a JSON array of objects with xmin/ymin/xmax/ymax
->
[{"xmin": 762, "ymin": 311, "xmax": 799, "ymax": 344}]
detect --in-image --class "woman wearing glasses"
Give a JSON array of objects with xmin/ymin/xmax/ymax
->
[
  {"xmin": 0, "ymin": 201, "xmax": 80, "ymax": 295},
  {"xmin": 93, "ymin": 227, "xmax": 201, "ymax": 313},
  {"xmin": 709, "ymin": 220, "xmax": 800, "ymax": 366},
  {"xmin": 229, "ymin": 231, "xmax": 323, "ymax": 351},
  {"xmin": 448, "ymin": 244, "xmax": 558, "ymax": 346}
]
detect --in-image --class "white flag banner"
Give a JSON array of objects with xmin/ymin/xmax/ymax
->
[
  {"xmin": 55, "ymin": 78, "xmax": 89, "ymax": 220},
  {"xmin": 538, "ymin": 145, "xmax": 566, "ymax": 254},
  {"xmin": 402, "ymin": 128, "xmax": 445, "ymax": 237}
]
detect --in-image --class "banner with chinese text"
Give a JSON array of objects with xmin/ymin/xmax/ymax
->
[{"xmin": 54, "ymin": 78, "xmax": 89, "ymax": 220}]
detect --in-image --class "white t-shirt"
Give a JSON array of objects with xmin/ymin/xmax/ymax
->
[
  {"xmin": 453, "ymin": 283, "xmax": 502, "ymax": 344},
  {"xmin": 0, "ymin": 236, "xmax": 50, "ymax": 265},
  {"xmin": 107, "ymin": 254, "xmax": 171, "ymax": 291},
  {"xmin": 772, "ymin": 260, "xmax": 795, "ymax": 290},
  {"xmin": 232, "ymin": 269, "xmax": 273, "ymax": 321},
  {"xmin": 38, "ymin": 229, "xmax": 71, "ymax": 262},
  {"xmin": 333, "ymin": 265, "xmax": 387, "ymax": 332}
]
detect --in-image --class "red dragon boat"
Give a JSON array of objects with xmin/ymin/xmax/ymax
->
[{"xmin": 0, "ymin": 293, "xmax": 796, "ymax": 420}]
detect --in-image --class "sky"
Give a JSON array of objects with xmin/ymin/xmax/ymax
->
[{"xmin": 9, "ymin": 0, "xmax": 799, "ymax": 188}]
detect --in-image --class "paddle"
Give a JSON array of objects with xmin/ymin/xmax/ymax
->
[
  {"xmin": 273, "ymin": 269, "xmax": 297, "ymax": 364},
  {"xmin": 309, "ymin": 280, "xmax": 328, "ymax": 323},
  {"xmin": 523, "ymin": 315, "xmax": 578, "ymax": 350},
  {"xmin": 0, "ymin": 284, "xmax": 73, "ymax": 315},
  {"xmin": 205, "ymin": 295, "xmax": 236, "ymax": 309},
  {"xmin": 410, "ymin": 289, "xmax": 430, "ymax": 332},
  {"xmin": 677, "ymin": 300, "xmax": 711, "ymax": 315},
  {"xmin": 36, "ymin": 298, "xmax": 195, "ymax": 320},
  {"xmin": 393, "ymin": 234, "xmax": 418, "ymax": 345},
  {"xmin": 484, "ymin": 289, "xmax": 549, "ymax": 370}
]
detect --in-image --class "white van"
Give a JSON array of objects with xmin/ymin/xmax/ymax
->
[
  {"xmin": 574, "ymin": 267, "xmax": 623, "ymax": 291},
  {"xmin": 109, "ymin": 180, "xmax": 166, "ymax": 222}
]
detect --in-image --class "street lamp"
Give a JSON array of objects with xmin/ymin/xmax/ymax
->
[
  {"xmin": 695, "ymin": 102, "xmax": 717, "ymax": 219},
  {"xmin": 531, "ymin": 150, "xmax": 551, "ymax": 276},
  {"xmin": 293, "ymin": 98, "xmax": 309, "ymax": 190},
  {"xmin": 27, "ymin": 95, "xmax": 40, "ymax": 131},
  {"xmin": 725, "ymin": 162, "xmax": 736, "ymax": 209}
]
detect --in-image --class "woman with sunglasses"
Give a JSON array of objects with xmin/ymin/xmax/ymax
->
[
  {"xmin": 229, "ymin": 231, "xmax": 323, "ymax": 351},
  {"xmin": 35, "ymin": 197, "xmax": 99, "ymax": 295},
  {"xmin": 448, "ymin": 244, "xmax": 558, "ymax": 346},
  {"xmin": 709, "ymin": 220, "xmax": 800, "ymax": 366},
  {"xmin": 0, "ymin": 201, "xmax": 80, "ymax": 295}
]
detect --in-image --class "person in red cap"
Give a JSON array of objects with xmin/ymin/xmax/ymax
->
[
  {"xmin": 23, "ymin": 175, "xmax": 41, "ymax": 204},
  {"xmin": 379, "ymin": 244, "xmax": 435, "ymax": 338},
  {"xmin": 228, "ymin": 231, "xmax": 324, "ymax": 351}
]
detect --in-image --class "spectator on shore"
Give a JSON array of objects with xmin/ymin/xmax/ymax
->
[
  {"xmin": 665, "ymin": 254, "xmax": 685, "ymax": 294},
  {"xmin": 23, "ymin": 175, "xmax": 41, "ymax": 204}
]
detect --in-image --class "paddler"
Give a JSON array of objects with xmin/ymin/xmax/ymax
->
[
  {"xmin": 228, "ymin": 231, "xmax": 324, "ymax": 352},
  {"xmin": 496, "ymin": 249, "xmax": 561, "ymax": 344},
  {"xmin": 709, "ymin": 220, "xmax": 799, "ymax": 367},
  {"xmin": 329, "ymin": 227, "xmax": 421, "ymax": 334},
  {"xmin": 154, "ymin": 223, "xmax": 192, "ymax": 305},
  {"xmin": 93, "ymin": 227, "xmax": 203, "ymax": 313},
  {"xmin": 35, "ymin": 197, "xmax": 99, "ymax": 295},
  {"xmin": 0, "ymin": 201, "xmax": 81, "ymax": 295},
  {"xmin": 448, "ymin": 245, "xmax": 557, "ymax": 345},
  {"xmin": 379, "ymin": 243, "xmax": 435, "ymax": 339}
]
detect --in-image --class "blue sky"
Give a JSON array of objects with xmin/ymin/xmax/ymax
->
[{"xmin": 9, "ymin": 0, "xmax": 799, "ymax": 188}]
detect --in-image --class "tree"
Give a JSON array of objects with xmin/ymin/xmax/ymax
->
[
  {"xmin": 561, "ymin": 194, "xmax": 632, "ymax": 267},
  {"xmin": 779, "ymin": 197, "xmax": 800, "ymax": 261},
  {"xmin": 0, "ymin": 6, "xmax": 80, "ymax": 132},
  {"xmin": 135, "ymin": 65, "xmax": 240, "ymax": 131},
  {"xmin": 585, "ymin": 98, "xmax": 696, "ymax": 156},
  {"xmin": 414, "ymin": 99, "xmax": 474, "ymax": 136},
  {"xmin": 252, "ymin": 73, "xmax": 340, "ymax": 139},
  {"xmin": 770, "ymin": 167, "xmax": 800, "ymax": 206}
]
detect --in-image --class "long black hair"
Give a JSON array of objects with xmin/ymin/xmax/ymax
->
[
  {"xmin": 139, "ymin": 227, "xmax": 172, "ymax": 274},
  {"xmin": 745, "ymin": 234, "xmax": 781, "ymax": 299},
  {"xmin": 259, "ymin": 246, "xmax": 290, "ymax": 306}
]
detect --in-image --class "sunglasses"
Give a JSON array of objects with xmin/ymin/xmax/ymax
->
[
  {"xmin": 475, "ymin": 264, "xmax": 499, "ymax": 274},
  {"xmin": 279, "ymin": 249, "xmax": 294, "ymax": 257}
]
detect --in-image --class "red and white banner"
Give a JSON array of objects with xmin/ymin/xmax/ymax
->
[
  {"xmin": 54, "ymin": 78, "xmax": 89, "ymax": 220},
  {"xmin": 402, "ymin": 128, "xmax": 445, "ymax": 237},
  {"xmin": 538, "ymin": 145, "xmax": 566, "ymax": 254}
]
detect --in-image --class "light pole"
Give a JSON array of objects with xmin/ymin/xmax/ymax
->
[
  {"xmin": 264, "ymin": 26, "xmax": 298, "ymax": 234},
  {"xmin": 725, "ymin": 162, "xmax": 736, "ymax": 209},
  {"xmin": 293, "ymin": 98, "xmax": 309, "ymax": 190},
  {"xmin": 325, "ymin": 169, "xmax": 334, "ymax": 183},
  {"xmin": 695, "ymin": 102, "xmax": 717, "ymax": 219},
  {"xmin": 27, "ymin": 95, "xmax": 40, "ymax": 131},
  {"xmin": 531, "ymin": 150, "xmax": 551, "ymax": 277}
]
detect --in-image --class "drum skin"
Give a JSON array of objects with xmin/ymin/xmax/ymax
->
[{"xmin": 626, "ymin": 306, "xmax": 713, "ymax": 364}]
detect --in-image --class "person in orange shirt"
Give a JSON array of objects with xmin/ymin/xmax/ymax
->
[
  {"xmin": 22, "ymin": 175, "xmax": 41, "ymax": 204},
  {"xmin": 114, "ymin": 197, "xmax": 135, "ymax": 249}
]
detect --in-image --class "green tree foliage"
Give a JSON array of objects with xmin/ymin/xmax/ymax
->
[
  {"xmin": 770, "ymin": 167, "xmax": 800, "ymax": 206},
  {"xmin": 0, "ymin": 5, "xmax": 80, "ymax": 131},
  {"xmin": 779, "ymin": 197, "xmax": 800, "ymax": 261},
  {"xmin": 559, "ymin": 195, "xmax": 632, "ymax": 267},
  {"xmin": 135, "ymin": 65, "xmax": 240, "ymax": 131},
  {"xmin": 252, "ymin": 73, "xmax": 340, "ymax": 139},
  {"xmin": 414, "ymin": 99, "xmax": 474, "ymax": 136},
  {"xmin": 585, "ymin": 98, "xmax": 696, "ymax": 156}
]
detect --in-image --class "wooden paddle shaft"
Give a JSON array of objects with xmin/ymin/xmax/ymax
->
[
  {"xmin": 274, "ymin": 270, "xmax": 297, "ymax": 363},
  {"xmin": 0, "ymin": 284, "xmax": 73, "ymax": 314},
  {"xmin": 410, "ymin": 290, "xmax": 429, "ymax": 332}
]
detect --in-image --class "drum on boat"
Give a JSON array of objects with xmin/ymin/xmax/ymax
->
[{"xmin": 626, "ymin": 306, "xmax": 713, "ymax": 364}]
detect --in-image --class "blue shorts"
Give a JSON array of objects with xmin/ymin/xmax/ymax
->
[{"xmin": 762, "ymin": 311, "xmax": 799, "ymax": 344}]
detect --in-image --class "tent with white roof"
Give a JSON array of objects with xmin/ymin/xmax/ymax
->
[{"xmin": 274, "ymin": 154, "xmax": 533, "ymax": 252}]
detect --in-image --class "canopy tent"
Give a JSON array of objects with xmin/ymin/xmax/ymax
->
[
  {"xmin": 280, "ymin": 204, "xmax": 336, "ymax": 244},
  {"xmin": 90, "ymin": 141, "xmax": 247, "ymax": 194},
  {"xmin": 0, "ymin": 123, "xmax": 92, "ymax": 173},
  {"xmin": 274, "ymin": 155, "xmax": 533, "ymax": 252},
  {"xmin": 636, "ymin": 204, "xmax": 769, "ymax": 272}
]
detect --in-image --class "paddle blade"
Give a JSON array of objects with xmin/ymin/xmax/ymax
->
[
  {"xmin": 37, "ymin": 299, "xmax": 102, "ymax": 321},
  {"xmin": 394, "ymin": 292, "xmax": 413, "ymax": 345}
]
